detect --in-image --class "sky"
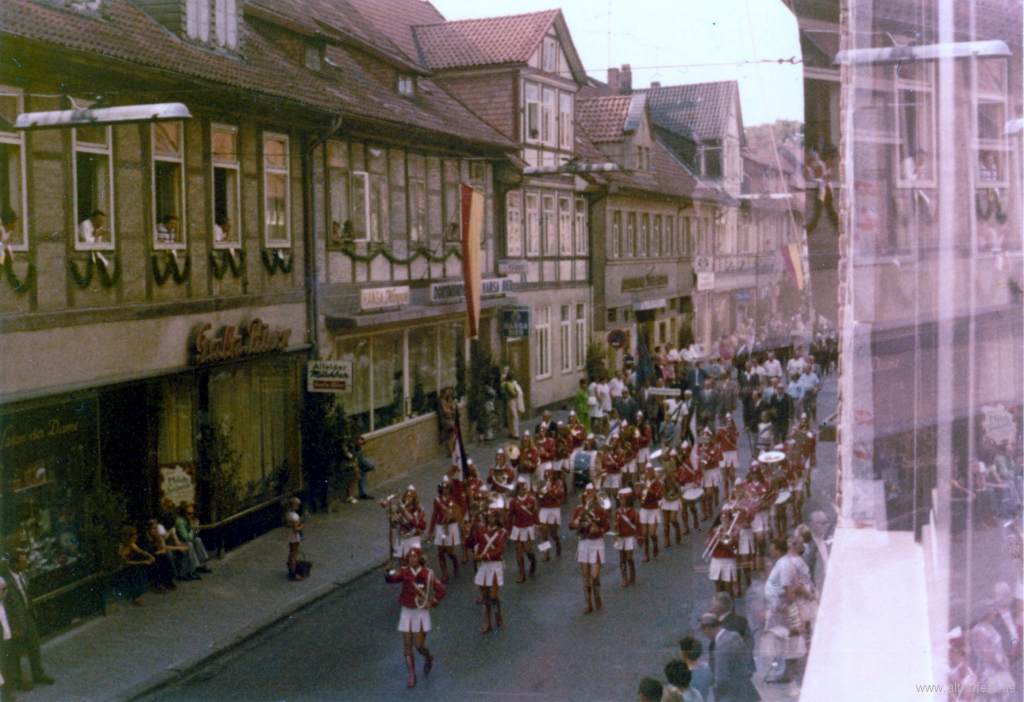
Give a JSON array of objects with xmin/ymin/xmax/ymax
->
[{"xmin": 431, "ymin": 0, "xmax": 804, "ymax": 127}]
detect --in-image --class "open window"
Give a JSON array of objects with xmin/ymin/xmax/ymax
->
[
  {"xmin": 212, "ymin": 123, "xmax": 241, "ymax": 248},
  {"xmin": 0, "ymin": 87, "xmax": 27, "ymax": 251},
  {"xmin": 524, "ymin": 82, "xmax": 541, "ymax": 144},
  {"xmin": 73, "ymin": 125, "xmax": 115, "ymax": 251},
  {"xmin": 152, "ymin": 122, "xmax": 186, "ymax": 249},
  {"xmin": 263, "ymin": 132, "xmax": 291, "ymax": 247},
  {"xmin": 327, "ymin": 141, "xmax": 351, "ymax": 246},
  {"xmin": 894, "ymin": 61, "xmax": 936, "ymax": 188}
]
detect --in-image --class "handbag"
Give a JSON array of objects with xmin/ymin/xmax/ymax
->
[{"xmin": 295, "ymin": 552, "xmax": 313, "ymax": 579}]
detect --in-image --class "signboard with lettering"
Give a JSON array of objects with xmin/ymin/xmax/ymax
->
[
  {"xmin": 307, "ymin": 360, "xmax": 353, "ymax": 394},
  {"xmin": 159, "ymin": 464, "xmax": 196, "ymax": 508},
  {"xmin": 982, "ymin": 404, "xmax": 1016, "ymax": 445},
  {"xmin": 430, "ymin": 278, "xmax": 512, "ymax": 304},
  {"xmin": 361, "ymin": 285, "xmax": 411, "ymax": 311},
  {"xmin": 498, "ymin": 259, "xmax": 529, "ymax": 274},
  {"xmin": 192, "ymin": 318, "xmax": 292, "ymax": 365},
  {"xmin": 622, "ymin": 274, "xmax": 669, "ymax": 292},
  {"xmin": 502, "ymin": 307, "xmax": 530, "ymax": 338},
  {"xmin": 696, "ymin": 272, "xmax": 715, "ymax": 291}
]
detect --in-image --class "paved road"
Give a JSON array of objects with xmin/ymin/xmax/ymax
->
[{"xmin": 145, "ymin": 378, "xmax": 838, "ymax": 702}]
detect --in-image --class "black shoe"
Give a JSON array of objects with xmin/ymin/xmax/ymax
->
[
  {"xmin": 34, "ymin": 676, "xmax": 54, "ymax": 686},
  {"xmin": 196, "ymin": 566, "xmax": 212, "ymax": 574}
]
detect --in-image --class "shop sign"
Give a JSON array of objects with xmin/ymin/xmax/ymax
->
[
  {"xmin": 502, "ymin": 307, "xmax": 530, "ymax": 338},
  {"xmin": 498, "ymin": 259, "xmax": 529, "ymax": 274},
  {"xmin": 307, "ymin": 360, "xmax": 353, "ymax": 394},
  {"xmin": 733, "ymin": 289, "xmax": 753, "ymax": 303},
  {"xmin": 159, "ymin": 464, "xmax": 196, "ymax": 508},
  {"xmin": 360, "ymin": 285, "xmax": 410, "ymax": 311},
  {"xmin": 622, "ymin": 274, "xmax": 668, "ymax": 292},
  {"xmin": 193, "ymin": 318, "xmax": 292, "ymax": 365},
  {"xmin": 430, "ymin": 278, "xmax": 512, "ymax": 303},
  {"xmin": 982, "ymin": 404, "xmax": 1016, "ymax": 445},
  {"xmin": 696, "ymin": 272, "xmax": 715, "ymax": 291},
  {"xmin": 633, "ymin": 298, "xmax": 666, "ymax": 312}
]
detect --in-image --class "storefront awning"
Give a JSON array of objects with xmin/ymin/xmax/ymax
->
[
  {"xmin": 14, "ymin": 103, "xmax": 192, "ymax": 130},
  {"xmin": 325, "ymin": 296, "xmax": 508, "ymax": 331}
]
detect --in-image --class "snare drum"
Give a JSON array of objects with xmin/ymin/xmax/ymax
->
[
  {"xmin": 774, "ymin": 489, "xmax": 792, "ymax": 506},
  {"xmin": 683, "ymin": 487, "xmax": 704, "ymax": 504}
]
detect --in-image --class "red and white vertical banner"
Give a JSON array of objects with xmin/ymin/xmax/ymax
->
[
  {"xmin": 781, "ymin": 243, "xmax": 805, "ymax": 291},
  {"xmin": 461, "ymin": 182, "xmax": 485, "ymax": 340}
]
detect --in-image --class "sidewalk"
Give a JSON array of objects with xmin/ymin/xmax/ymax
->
[{"xmin": 28, "ymin": 410, "xmax": 570, "ymax": 702}]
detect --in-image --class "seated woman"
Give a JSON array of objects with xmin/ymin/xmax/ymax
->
[
  {"xmin": 141, "ymin": 519, "xmax": 178, "ymax": 593},
  {"xmin": 160, "ymin": 513, "xmax": 200, "ymax": 581},
  {"xmin": 116, "ymin": 526, "xmax": 154, "ymax": 606}
]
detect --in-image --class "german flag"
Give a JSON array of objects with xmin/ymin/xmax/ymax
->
[{"xmin": 781, "ymin": 243, "xmax": 805, "ymax": 291}]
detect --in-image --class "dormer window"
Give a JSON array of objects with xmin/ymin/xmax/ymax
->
[
  {"xmin": 305, "ymin": 44, "xmax": 323, "ymax": 71},
  {"xmin": 185, "ymin": 0, "xmax": 238, "ymax": 50},
  {"xmin": 398, "ymin": 75, "xmax": 416, "ymax": 96}
]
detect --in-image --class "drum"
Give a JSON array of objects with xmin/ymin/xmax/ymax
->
[
  {"xmin": 774, "ymin": 489, "xmax": 792, "ymax": 506},
  {"xmin": 758, "ymin": 450, "xmax": 786, "ymax": 464},
  {"xmin": 683, "ymin": 487, "xmax": 705, "ymax": 503},
  {"xmin": 573, "ymin": 451, "xmax": 599, "ymax": 488}
]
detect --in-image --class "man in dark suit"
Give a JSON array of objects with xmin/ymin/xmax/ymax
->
[
  {"xmin": 685, "ymin": 362, "xmax": 706, "ymax": 396},
  {"xmin": 2, "ymin": 554, "xmax": 54, "ymax": 690},
  {"xmin": 699, "ymin": 613, "xmax": 761, "ymax": 702},
  {"xmin": 712, "ymin": 591, "xmax": 756, "ymax": 672},
  {"xmin": 696, "ymin": 378, "xmax": 718, "ymax": 433}
]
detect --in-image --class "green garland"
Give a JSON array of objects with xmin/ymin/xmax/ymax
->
[
  {"xmin": 261, "ymin": 248, "xmax": 294, "ymax": 275},
  {"xmin": 4, "ymin": 253, "xmax": 35, "ymax": 294},
  {"xmin": 339, "ymin": 244, "xmax": 462, "ymax": 265},
  {"xmin": 210, "ymin": 249, "xmax": 246, "ymax": 279},
  {"xmin": 152, "ymin": 252, "xmax": 191, "ymax": 285},
  {"xmin": 95, "ymin": 254, "xmax": 120, "ymax": 287},
  {"xmin": 69, "ymin": 255, "xmax": 95, "ymax": 289}
]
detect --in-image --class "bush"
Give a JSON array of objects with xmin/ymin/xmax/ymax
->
[
  {"xmin": 585, "ymin": 340, "xmax": 606, "ymax": 381},
  {"xmin": 80, "ymin": 472, "xmax": 128, "ymax": 574}
]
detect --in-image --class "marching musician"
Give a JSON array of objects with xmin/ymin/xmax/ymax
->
[
  {"xmin": 385, "ymin": 546, "xmax": 446, "ymax": 688},
  {"xmin": 488, "ymin": 449, "xmax": 516, "ymax": 498},
  {"xmin": 600, "ymin": 438, "xmax": 624, "ymax": 499},
  {"xmin": 717, "ymin": 415, "xmax": 740, "ymax": 500},
  {"xmin": 537, "ymin": 423, "xmax": 555, "ymax": 487},
  {"xmin": 536, "ymin": 466, "xmax": 565, "ymax": 562},
  {"xmin": 468, "ymin": 504, "xmax": 509, "ymax": 634},
  {"xmin": 678, "ymin": 443, "xmax": 702, "ymax": 535},
  {"xmin": 569, "ymin": 484, "xmax": 610, "ymax": 614},
  {"xmin": 508, "ymin": 477, "xmax": 539, "ymax": 583},
  {"xmin": 568, "ymin": 411, "xmax": 587, "ymax": 465},
  {"xmin": 771, "ymin": 449, "xmax": 791, "ymax": 538},
  {"xmin": 517, "ymin": 431, "xmax": 540, "ymax": 487},
  {"xmin": 393, "ymin": 486, "xmax": 427, "ymax": 562},
  {"xmin": 614, "ymin": 488, "xmax": 639, "ymax": 588},
  {"xmin": 446, "ymin": 463, "xmax": 470, "ymax": 565},
  {"xmin": 660, "ymin": 452, "xmax": 683, "ymax": 547},
  {"xmin": 706, "ymin": 505, "xmax": 740, "ymax": 598},
  {"xmin": 747, "ymin": 463, "xmax": 771, "ymax": 571},
  {"xmin": 428, "ymin": 478, "xmax": 462, "ymax": 582},
  {"xmin": 733, "ymin": 480, "xmax": 758, "ymax": 586},
  {"xmin": 699, "ymin": 427, "xmax": 723, "ymax": 519},
  {"xmin": 635, "ymin": 411, "xmax": 653, "ymax": 471},
  {"xmin": 620, "ymin": 421, "xmax": 640, "ymax": 490},
  {"xmin": 464, "ymin": 460, "xmax": 485, "ymax": 563},
  {"xmin": 638, "ymin": 464, "xmax": 664, "ymax": 562},
  {"xmin": 554, "ymin": 422, "xmax": 573, "ymax": 500}
]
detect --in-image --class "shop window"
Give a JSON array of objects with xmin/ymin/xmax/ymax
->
[
  {"xmin": 372, "ymin": 332, "xmax": 405, "ymax": 430},
  {"xmin": 524, "ymin": 82, "xmax": 541, "ymax": 144},
  {"xmin": 558, "ymin": 196, "xmax": 573, "ymax": 255},
  {"xmin": 525, "ymin": 192, "xmax": 540, "ymax": 256},
  {"xmin": 152, "ymin": 123, "xmax": 187, "ymax": 250},
  {"xmin": 535, "ymin": 306, "xmax": 551, "ymax": 378},
  {"xmin": 574, "ymin": 197, "xmax": 587, "ymax": 255},
  {"xmin": 560, "ymin": 304, "xmax": 572, "ymax": 373},
  {"xmin": 334, "ymin": 336, "xmax": 372, "ymax": 434},
  {"xmin": 212, "ymin": 123, "xmax": 241, "ymax": 248},
  {"xmin": 0, "ymin": 88, "xmax": 27, "ymax": 250},
  {"xmin": 74, "ymin": 125, "xmax": 114, "ymax": 250},
  {"xmin": 327, "ymin": 140, "xmax": 351, "ymax": 246},
  {"xmin": 611, "ymin": 210, "xmax": 622, "ymax": 258},
  {"xmin": 506, "ymin": 190, "xmax": 522, "ymax": 257},
  {"xmin": 438, "ymin": 322, "xmax": 464, "ymax": 392},
  {"xmin": 158, "ymin": 378, "xmax": 195, "ymax": 464},
  {"xmin": 542, "ymin": 194, "xmax": 556, "ymax": 255},
  {"xmin": 263, "ymin": 132, "xmax": 291, "ymax": 247},
  {"xmin": 409, "ymin": 325, "xmax": 439, "ymax": 417},
  {"xmin": 574, "ymin": 303, "xmax": 586, "ymax": 369},
  {"xmin": 442, "ymin": 161, "xmax": 460, "ymax": 242}
]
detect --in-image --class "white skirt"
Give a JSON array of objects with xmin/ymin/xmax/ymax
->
[
  {"xmin": 637, "ymin": 447, "xmax": 650, "ymax": 463},
  {"xmin": 510, "ymin": 525, "xmax": 536, "ymax": 542},
  {"xmin": 738, "ymin": 528, "xmax": 755, "ymax": 555},
  {"xmin": 709, "ymin": 557, "xmax": 738, "ymax": 582},
  {"xmin": 398, "ymin": 606, "xmax": 432, "ymax": 633},
  {"xmin": 721, "ymin": 450, "xmax": 738, "ymax": 468},
  {"xmin": 538, "ymin": 507, "xmax": 561, "ymax": 525},
  {"xmin": 639, "ymin": 508, "xmax": 662, "ymax": 525},
  {"xmin": 752, "ymin": 512, "xmax": 770, "ymax": 534},
  {"xmin": 623, "ymin": 460, "xmax": 638, "ymax": 474},
  {"xmin": 554, "ymin": 458, "xmax": 569, "ymax": 471},
  {"xmin": 539, "ymin": 461, "xmax": 554, "ymax": 474},
  {"xmin": 702, "ymin": 467, "xmax": 722, "ymax": 488},
  {"xmin": 604, "ymin": 473, "xmax": 622, "ymax": 489},
  {"xmin": 399, "ymin": 536, "xmax": 422, "ymax": 556},
  {"xmin": 576, "ymin": 538, "xmax": 606, "ymax": 564},
  {"xmin": 614, "ymin": 536, "xmax": 637, "ymax": 551},
  {"xmin": 474, "ymin": 560, "xmax": 504, "ymax": 587},
  {"xmin": 660, "ymin": 499, "xmax": 682, "ymax": 512},
  {"xmin": 434, "ymin": 523, "xmax": 460, "ymax": 547}
]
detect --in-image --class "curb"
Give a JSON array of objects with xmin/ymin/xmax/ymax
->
[{"xmin": 117, "ymin": 556, "xmax": 391, "ymax": 702}]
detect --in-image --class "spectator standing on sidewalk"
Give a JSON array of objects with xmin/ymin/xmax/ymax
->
[
  {"xmin": 679, "ymin": 635, "xmax": 713, "ymax": 702},
  {"xmin": 698, "ymin": 613, "xmax": 761, "ymax": 702},
  {"xmin": 502, "ymin": 372, "xmax": 524, "ymax": 440},
  {"xmin": 0, "ymin": 578, "xmax": 18, "ymax": 702},
  {"xmin": 2, "ymin": 554, "xmax": 55, "ymax": 690},
  {"xmin": 285, "ymin": 497, "xmax": 305, "ymax": 581},
  {"xmin": 638, "ymin": 677, "xmax": 664, "ymax": 702},
  {"xmin": 663, "ymin": 659, "xmax": 703, "ymax": 702}
]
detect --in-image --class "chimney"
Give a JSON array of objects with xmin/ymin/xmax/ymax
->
[
  {"xmin": 650, "ymin": 81, "xmax": 661, "ymax": 88},
  {"xmin": 607, "ymin": 67, "xmax": 620, "ymax": 94},
  {"xmin": 619, "ymin": 64, "xmax": 632, "ymax": 95}
]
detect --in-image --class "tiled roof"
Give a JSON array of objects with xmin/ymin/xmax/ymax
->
[
  {"xmin": 344, "ymin": 0, "xmax": 445, "ymax": 64},
  {"xmin": 575, "ymin": 95, "xmax": 634, "ymax": 142},
  {"xmin": 413, "ymin": 9, "xmax": 560, "ymax": 70},
  {"xmin": 641, "ymin": 81, "xmax": 740, "ymax": 142},
  {"xmin": 0, "ymin": 0, "xmax": 514, "ymax": 150}
]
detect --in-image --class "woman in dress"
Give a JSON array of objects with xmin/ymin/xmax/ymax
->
[{"xmin": 285, "ymin": 497, "xmax": 305, "ymax": 580}]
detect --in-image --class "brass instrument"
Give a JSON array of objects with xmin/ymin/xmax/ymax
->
[
  {"xmin": 490, "ymin": 470, "xmax": 516, "ymax": 492},
  {"xmin": 576, "ymin": 493, "xmax": 611, "ymax": 534},
  {"xmin": 505, "ymin": 442, "xmax": 522, "ymax": 462},
  {"xmin": 702, "ymin": 510, "xmax": 741, "ymax": 562}
]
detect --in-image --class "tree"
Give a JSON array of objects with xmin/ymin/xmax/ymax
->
[{"xmin": 467, "ymin": 341, "xmax": 496, "ymax": 440}]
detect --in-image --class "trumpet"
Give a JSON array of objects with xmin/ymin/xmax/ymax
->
[
  {"xmin": 702, "ymin": 510, "xmax": 741, "ymax": 562},
  {"xmin": 577, "ymin": 493, "xmax": 611, "ymax": 533}
]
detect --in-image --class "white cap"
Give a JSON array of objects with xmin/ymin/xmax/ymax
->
[
  {"xmin": 618, "ymin": 488, "xmax": 633, "ymax": 496},
  {"xmin": 569, "ymin": 410, "xmax": 577, "ymax": 417},
  {"xmin": 621, "ymin": 420, "xmax": 629, "ymax": 428},
  {"xmin": 517, "ymin": 476, "xmax": 527, "ymax": 485},
  {"xmin": 586, "ymin": 433, "xmax": 595, "ymax": 440},
  {"xmin": 496, "ymin": 448, "xmax": 505, "ymax": 455},
  {"xmin": 523, "ymin": 430, "xmax": 531, "ymax": 437},
  {"xmin": 407, "ymin": 485, "xmax": 416, "ymax": 492}
]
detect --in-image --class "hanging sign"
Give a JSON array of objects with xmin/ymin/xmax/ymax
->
[
  {"xmin": 360, "ymin": 285, "xmax": 410, "ymax": 311},
  {"xmin": 159, "ymin": 464, "xmax": 196, "ymax": 508},
  {"xmin": 307, "ymin": 360, "xmax": 353, "ymax": 394}
]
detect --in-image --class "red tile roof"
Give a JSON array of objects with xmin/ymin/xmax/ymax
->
[
  {"xmin": 641, "ymin": 81, "xmax": 741, "ymax": 143},
  {"xmin": 575, "ymin": 95, "xmax": 634, "ymax": 143},
  {"xmin": 343, "ymin": 0, "xmax": 445, "ymax": 64},
  {"xmin": 413, "ymin": 9, "xmax": 560, "ymax": 70}
]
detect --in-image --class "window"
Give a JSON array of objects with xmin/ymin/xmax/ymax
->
[
  {"xmin": 442, "ymin": 160, "xmax": 460, "ymax": 242},
  {"xmin": 639, "ymin": 213, "xmax": 650, "ymax": 256},
  {"xmin": 559, "ymin": 92, "xmax": 573, "ymax": 150},
  {"xmin": 525, "ymin": 192, "xmax": 540, "ymax": 256},
  {"xmin": 975, "ymin": 59, "xmax": 1007, "ymax": 188},
  {"xmin": 558, "ymin": 196, "xmax": 573, "ymax": 255},
  {"xmin": 574, "ymin": 197, "xmax": 587, "ymax": 255},
  {"xmin": 153, "ymin": 122, "xmax": 186, "ymax": 248},
  {"xmin": 214, "ymin": 0, "xmax": 238, "ymax": 49},
  {"xmin": 574, "ymin": 303, "xmax": 586, "ymax": 369},
  {"xmin": 704, "ymin": 148, "xmax": 722, "ymax": 178},
  {"xmin": 542, "ymin": 36, "xmax": 558, "ymax": 73},
  {"xmin": 506, "ymin": 191, "xmax": 522, "ymax": 257},
  {"xmin": 637, "ymin": 146, "xmax": 644, "ymax": 171},
  {"xmin": 370, "ymin": 173, "xmax": 389, "ymax": 242},
  {"xmin": 212, "ymin": 124, "xmax": 241, "ymax": 248},
  {"xmin": 535, "ymin": 306, "xmax": 551, "ymax": 378},
  {"xmin": 645, "ymin": 147, "xmax": 651, "ymax": 170},
  {"xmin": 542, "ymin": 87, "xmax": 556, "ymax": 147},
  {"xmin": 186, "ymin": 0, "xmax": 211, "ymax": 43},
  {"xmin": 409, "ymin": 325, "xmax": 439, "ymax": 416},
  {"xmin": 409, "ymin": 178, "xmax": 426, "ymax": 242},
  {"xmin": 665, "ymin": 215, "xmax": 675, "ymax": 256},
  {"xmin": 611, "ymin": 210, "xmax": 622, "ymax": 258},
  {"xmin": 73, "ymin": 125, "xmax": 114, "ymax": 250},
  {"xmin": 524, "ymin": 82, "xmax": 541, "ymax": 143},
  {"xmin": 263, "ymin": 132, "xmax": 291, "ymax": 247},
  {"xmin": 0, "ymin": 88, "xmax": 27, "ymax": 250},
  {"xmin": 469, "ymin": 162, "xmax": 487, "ymax": 186},
  {"xmin": 542, "ymin": 194, "xmax": 556, "ymax": 255},
  {"xmin": 682, "ymin": 216, "xmax": 691, "ymax": 256},
  {"xmin": 895, "ymin": 61, "xmax": 936, "ymax": 187},
  {"xmin": 398, "ymin": 75, "xmax": 415, "ymax": 96},
  {"xmin": 327, "ymin": 140, "xmax": 351, "ymax": 246},
  {"xmin": 560, "ymin": 305, "xmax": 572, "ymax": 373},
  {"xmin": 626, "ymin": 212, "xmax": 636, "ymax": 257},
  {"xmin": 653, "ymin": 215, "xmax": 663, "ymax": 256},
  {"xmin": 305, "ymin": 44, "xmax": 322, "ymax": 71}
]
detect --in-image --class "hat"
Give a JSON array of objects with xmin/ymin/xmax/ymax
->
[
  {"xmin": 442, "ymin": 476, "xmax": 451, "ymax": 484},
  {"xmin": 467, "ymin": 458, "xmax": 475, "ymax": 466},
  {"xmin": 406, "ymin": 485, "xmax": 417, "ymax": 493},
  {"xmin": 586, "ymin": 433, "xmax": 595, "ymax": 440},
  {"xmin": 682, "ymin": 441, "xmax": 691, "ymax": 448},
  {"xmin": 406, "ymin": 546, "xmax": 423, "ymax": 558},
  {"xmin": 668, "ymin": 449, "xmax": 678, "ymax": 457},
  {"xmin": 523, "ymin": 430, "xmax": 531, "ymax": 437},
  {"xmin": 698, "ymin": 613, "xmax": 720, "ymax": 629},
  {"xmin": 618, "ymin": 488, "xmax": 633, "ymax": 496},
  {"xmin": 585, "ymin": 483, "xmax": 596, "ymax": 493},
  {"xmin": 517, "ymin": 476, "xmax": 527, "ymax": 485},
  {"xmin": 948, "ymin": 626, "xmax": 966, "ymax": 647},
  {"xmin": 569, "ymin": 410, "xmax": 577, "ymax": 417},
  {"xmin": 637, "ymin": 411, "xmax": 644, "ymax": 418},
  {"xmin": 496, "ymin": 448, "xmax": 505, "ymax": 455},
  {"xmin": 684, "ymin": 389, "xmax": 693, "ymax": 395},
  {"xmin": 735, "ymin": 478, "xmax": 745, "ymax": 487},
  {"xmin": 621, "ymin": 420, "xmax": 629, "ymax": 428},
  {"xmin": 557, "ymin": 421, "xmax": 566, "ymax": 426}
]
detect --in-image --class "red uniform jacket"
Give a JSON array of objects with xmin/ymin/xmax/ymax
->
[
  {"xmin": 398, "ymin": 506, "xmax": 427, "ymax": 538},
  {"xmin": 735, "ymin": 497, "xmax": 757, "ymax": 528},
  {"xmin": 569, "ymin": 504, "xmax": 610, "ymax": 540},
  {"xmin": 615, "ymin": 507, "xmax": 641, "ymax": 537},
  {"xmin": 662, "ymin": 475, "xmax": 682, "ymax": 502},
  {"xmin": 448, "ymin": 474, "xmax": 468, "ymax": 515},
  {"xmin": 708, "ymin": 524, "xmax": 738, "ymax": 559},
  {"xmin": 509, "ymin": 494, "xmax": 538, "ymax": 529},
  {"xmin": 717, "ymin": 426, "xmax": 739, "ymax": 452},
  {"xmin": 488, "ymin": 465, "xmax": 515, "ymax": 494},
  {"xmin": 429, "ymin": 496, "xmax": 460, "ymax": 533},
  {"xmin": 620, "ymin": 428, "xmax": 639, "ymax": 460},
  {"xmin": 537, "ymin": 479, "xmax": 564, "ymax": 508},
  {"xmin": 538, "ymin": 437, "xmax": 555, "ymax": 463},
  {"xmin": 386, "ymin": 565, "xmax": 446, "ymax": 609},
  {"xmin": 554, "ymin": 435, "xmax": 572, "ymax": 460},
  {"xmin": 702, "ymin": 442, "xmax": 722, "ymax": 468},
  {"xmin": 637, "ymin": 425, "xmax": 652, "ymax": 449},
  {"xmin": 518, "ymin": 446, "xmax": 539, "ymax": 475},
  {"xmin": 639, "ymin": 479, "xmax": 664, "ymax": 510},
  {"xmin": 750, "ymin": 479, "xmax": 771, "ymax": 511},
  {"xmin": 469, "ymin": 525, "xmax": 508, "ymax": 561},
  {"xmin": 569, "ymin": 424, "xmax": 586, "ymax": 449},
  {"xmin": 681, "ymin": 462, "xmax": 702, "ymax": 488},
  {"xmin": 602, "ymin": 448, "xmax": 623, "ymax": 474}
]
